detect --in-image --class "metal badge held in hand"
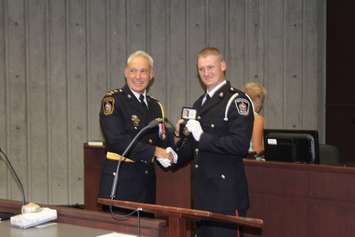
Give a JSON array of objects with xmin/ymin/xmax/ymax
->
[
  {"xmin": 181, "ymin": 107, "xmax": 197, "ymax": 120},
  {"xmin": 180, "ymin": 107, "xmax": 197, "ymax": 138}
]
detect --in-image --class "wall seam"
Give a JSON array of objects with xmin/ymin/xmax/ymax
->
[
  {"xmin": 3, "ymin": 0, "xmax": 10, "ymax": 198},
  {"xmin": 45, "ymin": 0, "xmax": 51, "ymax": 203},
  {"xmin": 85, "ymin": 0, "xmax": 90, "ymax": 141},
  {"xmin": 282, "ymin": 0, "xmax": 287, "ymax": 128},
  {"xmin": 65, "ymin": 0, "xmax": 71, "ymax": 204}
]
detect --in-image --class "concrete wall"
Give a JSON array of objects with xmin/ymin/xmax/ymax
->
[{"xmin": 0, "ymin": 0, "xmax": 326, "ymax": 204}]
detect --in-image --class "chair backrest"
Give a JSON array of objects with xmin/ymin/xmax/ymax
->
[{"xmin": 319, "ymin": 144, "xmax": 340, "ymax": 165}]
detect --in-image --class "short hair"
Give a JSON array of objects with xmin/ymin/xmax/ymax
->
[
  {"xmin": 197, "ymin": 47, "xmax": 224, "ymax": 61},
  {"xmin": 243, "ymin": 82, "xmax": 267, "ymax": 100},
  {"xmin": 127, "ymin": 50, "xmax": 154, "ymax": 68}
]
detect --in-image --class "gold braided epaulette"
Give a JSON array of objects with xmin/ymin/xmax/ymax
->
[{"xmin": 104, "ymin": 88, "xmax": 123, "ymax": 96}]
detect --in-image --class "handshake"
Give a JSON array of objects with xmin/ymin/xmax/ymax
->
[
  {"xmin": 155, "ymin": 147, "xmax": 178, "ymax": 168},
  {"xmin": 155, "ymin": 114, "xmax": 205, "ymax": 168}
]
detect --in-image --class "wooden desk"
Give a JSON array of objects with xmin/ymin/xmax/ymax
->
[
  {"xmin": 0, "ymin": 199, "xmax": 167, "ymax": 237},
  {"xmin": 0, "ymin": 221, "xmax": 118, "ymax": 237},
  {"xmin": 84, "ymin": 144, "xmax": 355, "ymax": 237},
  {"xmin": 245, "ymin": 160, "xmax": 355, "ymax": 237}
]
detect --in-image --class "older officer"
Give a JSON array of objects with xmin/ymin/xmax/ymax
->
[
  {"xmin": 175, "ymin": 47, "xmax": 254, "ymax": 237},
  {"xmin": 99, "ymin": 50, "xmax": 174, "ymax": 206}
]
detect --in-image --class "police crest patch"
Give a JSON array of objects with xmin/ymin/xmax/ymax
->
[
  {"xmin": 103, "ymin": 96, "xmax": 115, "ymax": 115},
  {"xmin": 235, "ymin": 98, "xmax": 250, "ymax": 116}
]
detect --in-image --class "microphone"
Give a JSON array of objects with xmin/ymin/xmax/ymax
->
[
  {"xmin": 109, "ymin": 118, "xmax": 163, "ymax": 200},
  {"xmin": 0, "ymin": 147, "xmax": 58, "ymax": 227},
  {"xmin": 0, "ymin": 147, "xmax": 26, "ymax": 205},
  {"xmin": 146, "ymin": 118, "xmax": 163, "ymax": 129}
]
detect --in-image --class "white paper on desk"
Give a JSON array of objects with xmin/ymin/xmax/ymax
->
[{"xmin": 97, "ymin": 232, "xmax": 138, "ymax": 237}]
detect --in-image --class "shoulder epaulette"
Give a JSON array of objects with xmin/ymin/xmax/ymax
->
[
  {"xmin": 147, "ymin": 95, "xmax": 165, "ymax": 120},
  {"xmin": 104, "ymin": 88, "xmax": 122, "ymax": 96},
  {"xmin": 148, "ymin": 95, "xmax": 159, "ymax": 102}
]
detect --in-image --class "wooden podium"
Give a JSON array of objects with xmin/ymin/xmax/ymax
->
[
  {"xmin": 84, "ymin": 143, "xmax": 192, "ymax": 210},
  {"xmin": 98, "ymin": 198, "xmax": 263, "ymax": 237}
]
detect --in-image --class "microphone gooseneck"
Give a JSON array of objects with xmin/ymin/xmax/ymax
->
[
  {"xmin": 0, "ymin": 147, "xmax": 27, "ymax": 205},
  {"xmin": 109, "ymin": 118, "xmax": 163, "ymax": 200}
]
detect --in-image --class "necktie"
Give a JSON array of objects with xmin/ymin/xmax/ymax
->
[
  {"xmin": 139, "ymin": 94, "xmax": 148, "ymax": 110},
  {"xmin": 202, "ymin": 94, "xmax": 211, "ymax": 106}
]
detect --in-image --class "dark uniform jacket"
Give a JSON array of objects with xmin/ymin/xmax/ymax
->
[
  {"xmin": 177, "ymin": 81, "xmax": 254, "ymax": 215},
  {"xmin": 98, "ymin": 84, "xmax": 169, "ymax": 204}
]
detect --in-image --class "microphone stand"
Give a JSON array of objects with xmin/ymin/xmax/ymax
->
[
  {"xmin": 109, "ymin": 119, "xmax": 161, "ymax": 200},
  {"xmin": 0, "ymin": 147, "xmax": 26, "ymax": 220}
]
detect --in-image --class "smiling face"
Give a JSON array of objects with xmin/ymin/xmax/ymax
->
[
  {"xmin": 124, "ymin": 55, "xmax": 153, "ymax": 93},
  {"xmin": 197, "ymin": 54, "xmax": 227, "ymax": 91}
]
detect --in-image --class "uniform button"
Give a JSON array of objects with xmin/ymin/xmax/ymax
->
[
  {"xmin": 145, "ymin": 170, "xmax": 149, "ymax": 174},
  {"xmin": 134, "ymin": 127, "xmax": 138, "ymax": 130},
  {"xmin": 148, "ymin": 139, "xmax": 153, "ymax": 143},
  {"xmin": 221, "ymin": 174, "xmax": 226, "ymax": 179},
  {"xmin": 210, "ymin": 124, "xmax": 215, "ymax": 128},
  {"xmin": 195, "ymin": 148, "xmax": 199, "ymax": 152},
  {"xmin": 197, "ymin": 116, "xmax": 201, "ymax": 120},
  {"xmin": 194, "ymin": 164, "xmax": 199, "ymax": 168},
  {"xmin": 113, "ymin": 172, "xmax": 116, "ymax": 176}
]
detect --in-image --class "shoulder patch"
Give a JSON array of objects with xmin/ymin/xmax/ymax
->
[
  {"xmin": 235, "ymin": 98, "xmax": 250, "ymax": 116},
  {"xmin": 102, "ymin": 96, "xmax": 115, "ymax": 116}
]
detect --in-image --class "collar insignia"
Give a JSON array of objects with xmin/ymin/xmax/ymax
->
[{"xmin": 131, "ymin": 115, "xmax": 140, "ymax": 126}]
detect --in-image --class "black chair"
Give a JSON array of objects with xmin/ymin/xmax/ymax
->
[{"xmin": 319, "ymin": 144, "xmax": 340, "ymax": 165}]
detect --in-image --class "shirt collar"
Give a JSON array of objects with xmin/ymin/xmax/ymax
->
[
  {"xmin": 206, "ymin": 80, "xmax": 226, "ymax": 98},
  {"xmin": 130, "ymin": 88, "xmax": 147, "ymax": 102}
]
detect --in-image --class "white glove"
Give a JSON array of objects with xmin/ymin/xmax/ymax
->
[
  {"xmin": 156, "ymin": 157, "xmax": 172, "ymax": 168},
  {"xmin": 166, "ymin": 147, "xmax": 178, "ymax": 164},
  {"xmin": 186, "ymin": 119, "xmax": 203, "ymax": 141}
]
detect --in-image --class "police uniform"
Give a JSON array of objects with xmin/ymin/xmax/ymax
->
[
  {"xmin": 98, "ymin": 84, "xmax": 169, "ymax": 204},
  {"xmin": 176, "ymin": 81, "xmax": 254, "ymax": 237}
]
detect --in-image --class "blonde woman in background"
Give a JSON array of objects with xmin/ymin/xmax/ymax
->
[{"xmin": 243, "ymin": 82, "xmax": 267, "ymax": 158}]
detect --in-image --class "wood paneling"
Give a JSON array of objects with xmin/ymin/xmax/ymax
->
[
  {"xmin": 326, "ymin": 1, "xmax": 355, "ymax": 164},
  {"xmin": 246, "ymin": 161, "xmax": 355, "ymax": 237},
  {"xmin": 0, "ymin": 0, "xmax": 326, "ymax": 204}
]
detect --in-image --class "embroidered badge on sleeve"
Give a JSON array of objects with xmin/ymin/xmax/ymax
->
[
  {"xmin": 235, "ymin": 98, "xmax": 250, "ymax": 116},
  {"xmin": 102, "ymin": 96, "xmax": 115, "ymax": 115}
]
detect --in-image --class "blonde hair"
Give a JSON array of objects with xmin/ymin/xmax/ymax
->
[
  {"xmin": 197, "ymin": 47, "xmax": 224, "ymax": 61},
  {"xmin": 127, "ymin": 50, "xmax": 154, "ymax": 68},
  {"xmin": 243, "ymin": 82, "xmax": 267, "ymax": 100}
]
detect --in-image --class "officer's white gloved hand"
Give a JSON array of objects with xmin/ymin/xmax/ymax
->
[
  {"xmin": 166, "ymin": 147, "xmax": 178, "ymax": 164},
  {"xmin": 156, "ymin": 157, "xmax": 172, "ymax": 168},
  {"xmin": 186, "ymin": 119, "xmax": 203, "ymax": 142}
]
